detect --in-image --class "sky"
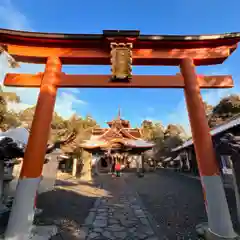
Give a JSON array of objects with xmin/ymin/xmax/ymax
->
[{"xmin": 0, "ymin": 0, "xmax": 240, "ymax": 135}]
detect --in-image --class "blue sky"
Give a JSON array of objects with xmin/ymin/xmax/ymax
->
[{"xmin": 0, "ymin": 0, "xmax": 240, "ymax": 134}]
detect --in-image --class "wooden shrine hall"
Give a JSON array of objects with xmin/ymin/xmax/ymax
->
[
  {"xmin": 80, "ymin": 109, "xmax": 154, "ymax": 169},
  {"xmin": 81, "ymin": 109, "xmax": 154, "ymax": 153},
  {"xmin": 1, "ymin": 28, "xmax": 240, "ymax": 239}
]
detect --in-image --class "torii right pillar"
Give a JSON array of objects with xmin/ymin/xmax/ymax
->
[{"xmin": 180, "ymin": 58, "xmax": 238, "ymax": 239}]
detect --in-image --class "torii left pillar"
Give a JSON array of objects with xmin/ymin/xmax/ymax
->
[{"xmin": 5, "ymin": 57, "xmax": 61, "ymax": 240}]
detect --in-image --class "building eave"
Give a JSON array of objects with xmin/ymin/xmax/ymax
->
[{"xmin": 172, "ymin": 115, "xmax": 240, "ymax": 152}]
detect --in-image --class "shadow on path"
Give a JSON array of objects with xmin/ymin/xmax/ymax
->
[{"xmin": 35, "ymin": 176, "xmax": 107, "ymax": 240}]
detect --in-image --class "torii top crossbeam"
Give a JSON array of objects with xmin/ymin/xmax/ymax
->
[{"xmin": 0, "ymin": 28, "xmax": 240, "ymax": 66}]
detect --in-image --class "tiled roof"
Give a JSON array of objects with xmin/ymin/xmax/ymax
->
[{"xmin": 0, "ymin": 127, "xmax": 29, "ymax": 147}]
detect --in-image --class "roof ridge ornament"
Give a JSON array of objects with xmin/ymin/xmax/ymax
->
[{"xmin": 117, "ymin": 106, "xmax": 121, "ymax": 120}]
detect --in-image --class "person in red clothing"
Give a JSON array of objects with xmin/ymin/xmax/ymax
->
[{"xmin": 115, "ymin": 161, "xmax": 121, "ymax": 177}]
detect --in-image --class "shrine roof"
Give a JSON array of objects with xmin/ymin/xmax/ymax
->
[
  {"xmin": 0, "ymin": 127, "xmax": 29, "ymax": 147},
  {"xmin": 125, "ymin": 139, "xmax": 154, "ymax": 148},
  {"xmin": 90, "ymin": 127, "xmax": 141, "ymax": 142},
  {"xmin": 80, "ymin": 138, "xmax": 154, "ymax": 150},
  {"xmin": 97, "ymin": 127, "xmax": 140, "ymax": 141},
  {"xmin": 124, "ymin": 129, "xmax": 141, "ymax": 138},
  {"xmin": 92, "ymin": 128, "xmax": 108, "ymax": 136},
  {"xmin": 82, "ymin": 114, "xmax": 150, "ymax": 149},
  {"xmin": 107, "ymin": 119, "xmax": 130, "ymax": 128},
  {"xmin": 1, "ymin": 29, "xmax": 240, "ymax": 65}
]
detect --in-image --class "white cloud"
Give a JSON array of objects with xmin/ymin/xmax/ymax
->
[
  {"xmin": 66, "ymin": 88, "xmax": 80, "ymax": 94},
  {"xmin": 7, "ymin": 101, "xmax": 33, "ymax": 112},
  {"xmin": 166, "ymin": 66, "xmax": 240, "ymax": 136},
  {"xmin": 54, "ymin": 92, "xmax": 87, "ymax": 119},
  {"xmin": 0, "ymin": 0, "xmax": 86, "ymax": 119},
  {"xmin": 167, "ymin": 87, "xmax": 240, "ymax": 136}
]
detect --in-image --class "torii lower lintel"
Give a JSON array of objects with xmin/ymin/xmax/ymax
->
[{"xmin": 4, "ymin": 73, "xmax": 234, "ymax": 88}]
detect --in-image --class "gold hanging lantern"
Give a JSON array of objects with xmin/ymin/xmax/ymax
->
[{"xmin": 110, "ymin": 42, "xmax": 132, "ymax": 80}]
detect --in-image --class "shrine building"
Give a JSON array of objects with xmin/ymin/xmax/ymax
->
[{"xmin": 80, "ymin": 110, "xmax": 154, "ymax": 168}]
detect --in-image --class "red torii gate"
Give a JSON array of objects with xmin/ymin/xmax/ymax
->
[{"xmin": 1, "ymin": 29, "xmax": 240, "ymax": 239}]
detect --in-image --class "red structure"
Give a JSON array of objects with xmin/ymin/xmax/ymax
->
[
  {"xmin": 81, "ymin": 110, "xmax": 153, "ymax": 153},
  {"xmin": 81, "ymin": 110, "xmax": 154, "ymax": 171},
  {"xmin": 1, "ymin": 28, "xmax": 240, "ymax": 239}
]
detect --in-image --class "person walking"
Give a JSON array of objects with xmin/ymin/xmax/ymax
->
[
  {"xmin": 111, "ymin": 157, "xmax": 116, "ymax": 177},
  {"xmin": 115, "ymin": 160, "xmax": 121, "ymax": 177},
  {"xmin": 91, "ymin": 154, "xmax": 99, "ymax": 176}
]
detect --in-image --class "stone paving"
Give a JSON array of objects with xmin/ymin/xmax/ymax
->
[{"xmin": 80, "ymin": 176, "xmax": 159, "ymax": 240}]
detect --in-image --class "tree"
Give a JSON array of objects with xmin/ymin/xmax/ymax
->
[
  {"xmin": 51, "ymin": 113, "xmax": 67, "ymax": 130},
  {"xmin": 203, "ymin": 101, "xmax": 213, "ymax": 117},
  {"xmin": 140, "ymin": 119, "xmax": 187, "ymax": 161},
  {"xmin": 0, "ymin": 86, "xmax": 21, "ymax": 131},
  {"xmin": 141, "ymin": 120, "xmax": 164, "ymax": 141},
  {"xmin": 155, "ymin": 124, "xmax": 187, "ymax": 159},
  {"xmin": 58, "ymin": 114, "xmax": 99, "ymax": 155},
  {"xmin": 1, "ymin": 111, "xmax": 21, "ymax": 131},
  {"xmin": 18, "ymin": 106, "xmax": 36, "ymax": 129},
  {"xmin": 0, "ymin": 88, "xmax": 99, "ymax": 157},
  {"xmin": 141, "ymin": 120, "xmax": 154, "ymax": 140},
  {"xmin": 208, "ymin": 95, "xmax": 240, "ymax": 128},
  {"xmin": 164, "ymin": 124, "xmax": 187, "ymax": 139},
  {"xmin": 152, "ymin": 122, "xmax": 165, "ymax": 141}
]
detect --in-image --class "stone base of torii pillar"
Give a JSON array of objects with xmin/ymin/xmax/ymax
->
[
  {"xmin": 196, "ymin": 222, "xmax": 240, "ymax": 240},
  {"xmin": 27, "ymin": 225, "xmax": 58, "ymax": 240}
]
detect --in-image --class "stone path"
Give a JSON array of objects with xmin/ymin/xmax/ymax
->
[{"xmin": 80, "ymin": 175, "xmax": 159, "ymax": 240}]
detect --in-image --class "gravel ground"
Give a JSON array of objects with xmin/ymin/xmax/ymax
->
[
  {"xmin": 125, "ymin": 170, "xmax": 208, "ymax": 240},
  {"xmin": 125, "ymin": 169, "xmax": 240, "ymax": 239}
]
